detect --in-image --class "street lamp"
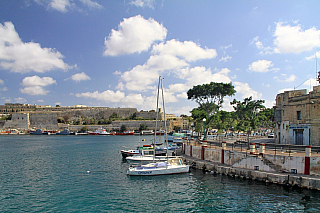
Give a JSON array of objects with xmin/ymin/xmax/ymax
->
[{"xmin": 203, "ymin": 118, "xmax": 206, "ymax": 140}]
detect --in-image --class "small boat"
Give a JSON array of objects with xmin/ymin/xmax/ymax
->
[
  {"xmin": 121, "ymin": 145, "xmax": 167, "ymax": 159},
  {"xmin": 30, "ymin": 129, "xmax": 44, "ymax": 135},
  {"xmin": 127, "ymin": 157, "xmax": 189, "ymax": 176},
  {"xmin": 56, "ymin": 129, "xmax": 71, "ymax": 135},
  {"xmin": 88, "ymin": 128, "xmax": 112, "ymax": 135},
  {"xmin": 115, "ymin": 130, "xmax": 134, "ymax": 135}
]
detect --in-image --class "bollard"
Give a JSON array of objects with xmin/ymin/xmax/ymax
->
[
  {"xmin": 304, "ymin": 146, "xmax": 311, "ymax": 175},
  {"xmin": 259, "ymin": 143, "xmax": 265, "ymax": 156},
  {"xmin": 250, "ymin": 143, "xmax": 256, "ymax": 154},
  {"xmin": 221, "ymin": 141, "xmax": 226, "ymax": 164}
]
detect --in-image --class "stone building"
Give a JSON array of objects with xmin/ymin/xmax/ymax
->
[{"xmin": 274, "ymin": 86, "xmax": 320, "ymax": 146}]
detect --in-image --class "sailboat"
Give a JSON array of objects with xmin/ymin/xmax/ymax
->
[{"xmin": 127, "ymin": 77, "xmax": 189, "ymax": 176}]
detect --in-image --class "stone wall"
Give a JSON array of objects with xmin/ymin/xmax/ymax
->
[
  {"xmin": 3, "ymin": 113, "xmax": 29, "ymax": 129},
  {"xmin": 29, "ymin": 113, "xmax": 58, "ymax": 130}
]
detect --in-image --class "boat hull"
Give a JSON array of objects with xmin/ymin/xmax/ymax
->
[{"xmin": 127, "ymin": 165, "xmax": 189, "ymax": 176}]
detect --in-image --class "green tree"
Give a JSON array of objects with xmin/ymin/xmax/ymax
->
[
  {"xmin": 256, "ymin": 108, "xmax": 275, "ymax": 132},
  {"xmin": 109, "ymin": 112, "xmax": 119, "ymax": 120},
  {"xmin": 230, "ymin": 96, "xmax": 265, "ymax": 135},
  {"xmin": 139, "ymin": 124, "xmax": 146, "ymax": 131},
  {"xmin": 188, "ymin": 82, "xmax": 236, "ymax": 139},
  {"xmin": 80, "ymin": 125, "xmax": 88, "ymax": 133}
]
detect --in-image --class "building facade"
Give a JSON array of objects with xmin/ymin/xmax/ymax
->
[{"xmin": 274, "ymin": 86, "xmax": 320, "ymax": 146}]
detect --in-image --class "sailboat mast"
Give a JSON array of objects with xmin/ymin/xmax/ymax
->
[
  {"xmin": 160, "ymin": 77, "xmax": 169, "ymax": 162},
  {"xmin": 153, "ymin": 76, "xmax": 161, "ymax": 162}
]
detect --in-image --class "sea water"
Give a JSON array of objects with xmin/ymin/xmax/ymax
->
[{"xmin": 1, "ymin": 135, "xmax": 320, "ymax": 212}]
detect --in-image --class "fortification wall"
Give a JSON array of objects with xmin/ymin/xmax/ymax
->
[
  {"xmin": 136, "ymin": 111, "xmax": 157, "ymax": 120},
  {"xmin": 56, "ymin": 107, "xmax": 138, "ymax": 122},
  {"xmin": 3, "ymin": 113, "xmax": 29, "ymax": 129},
  {"xmin": 29, "ymin": 113, "xmax": 58, "ymax": 130}
]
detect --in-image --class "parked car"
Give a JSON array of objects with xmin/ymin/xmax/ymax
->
[{"xmin": 268, "ymin": 133, "xmax": 274, "ymax": 138}]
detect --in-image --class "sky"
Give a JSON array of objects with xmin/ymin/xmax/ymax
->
[{"xmin": 1, "ymin": 0, "xmax": 320, "ymax": 116}]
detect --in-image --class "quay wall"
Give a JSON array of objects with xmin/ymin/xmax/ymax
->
[
  {"xmin": 183, "ymin": 141, "xmax": 320, "ymax": 190},
  {"xmin": 183, "ymin": 157, "xmax": 320, "ymax": 190}
]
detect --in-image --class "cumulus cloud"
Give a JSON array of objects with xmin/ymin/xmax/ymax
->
[
  {"xmin": 274, "ymin": 22, "xmax": 320, "ymax": 54},
  {"xmin": 20, "ymin": 86, "xmax": 49, "ymax": 95},
  {"xmin": 151, "ymin": 39, "xmax": 217, "ymax": 62},
  {"xmin": 20, "ymin": 76, "xmax": 56, "ymax": 95},
  {"xmin": 0, "ymin": 22, "xmax": 71, "ymax": 73},
  {"xmin": 233, "ymin": 81, "xmax": 262, "ymax": 99},
  {"xmin": 71, "ymin": 72, "xmax": 91, "ymax": 82},
  {"xmin": 76, "ymin": 90, "xmax": 126, "ymax": 103},
  {"xmin": 249, "ymin": 60, "xmax": 274, "ymax": 73},
  {"xmin": 130, "ymin": 0, "xmax": 155, "ymax": 8},
  {"xmin": 0, "ymin": 79, "xmax": 3, "ymax": 84},
  {"xmin": 104, "ymin": 15, "xmax": 167, "ymax": 56},
  {"xmin": 116, "ymin": 38, "xmax": 217, "ymax": 92}
]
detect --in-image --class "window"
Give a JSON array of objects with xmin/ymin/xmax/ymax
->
[{"xmin": 297, "ymin": 111, "xmax": 301, "ymax": 120}]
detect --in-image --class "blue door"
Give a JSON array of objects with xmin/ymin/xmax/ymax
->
[{"xmin": 295, "ymin": 129, "xmax": 303, "ymax": 145}]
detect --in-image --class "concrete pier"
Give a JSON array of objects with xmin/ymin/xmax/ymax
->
[
  {"xmin": 180, "ymin": 138, "xmax": 320, "ymax": 190},
  {"xmin": 182, "ymin": 154, "xmax": 320, "ymax": 190}
]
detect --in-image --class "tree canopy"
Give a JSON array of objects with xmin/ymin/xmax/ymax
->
[
  {"xmin": 188, "ymin": 82, "xmax": 236, "ymax": 139},
  {"xmin": 230, "ymin": 96, "xmax": 265, "ymax": 133}
]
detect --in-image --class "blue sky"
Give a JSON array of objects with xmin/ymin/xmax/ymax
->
[{"xmin": 1, "ymin": 0, "xmax": 320, "ymax": 116}]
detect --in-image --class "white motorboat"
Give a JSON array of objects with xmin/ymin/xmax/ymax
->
[{"xmin": 127, "ymin": 157, "xmax": 189, "ymax": 176}]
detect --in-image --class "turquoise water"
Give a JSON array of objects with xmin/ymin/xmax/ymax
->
[{"xmin": 1, "ymin": 135, "xmax": 320, "ymax": 212}]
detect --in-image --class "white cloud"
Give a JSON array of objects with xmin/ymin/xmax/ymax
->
[
  {"xmin": 79, "ymin": 0, "xmax": 103, "ymax": 9},
  {"xmin": 151, "ymin": 39, "xmax": 217, "ymax": 62},
  {"xmin": 302, "ymin": 78, "xmax": 318, "ymax": 88},
  {"xmin": 219, "ymin": 55, "xmax": 232, "ymax": 62},
  {"xmin": 274, "ymin": 74, "xmax": 297, "ymax": 82},
  {"xmin": 306, "ymin": 51, "xmax": 320, "ymax": 60},
  {"xmin": 20, "ymin": 85, "xmax": 49, "ymax": 95},
  {"xmin": 248, "ymin": 60, "xmax": 274, "ymax": 73},
  {"xmin": 14, "ymin": 97, "xmax": 27, "ymax": 103},
  {"xmin": 251, "ymin": 36, "xmax": 273, "ymax": 54},
  {"xmin": 0, "ymin": 79, "xmax": 3, "ymax": 84},
  {"xmin": 49, "ymin": 0, "xmax": 71, "ymax": 12},
  {"xmin": 234, "ymin": 81, "xmax": 262, "ymax": 99},
  {"xmin": 21, "ymin": 76, "xmax": 56, "ymax": 87},
  {"xmin": 20, "ymin": 76, "xmax": 56, "ymax": 95},
  {"xmin": 176, "ymin": 67, "xmax": 231, "ymax": 87},
  {"xmin": 34, "ymin": 0, "xmax": 103, "ymax": 12},
  {"xmin": 71, "ymin": 72, "xmax": 91, "ymax": 82},
  {"xmin": 130, "ymin": 0, "xmax": 155, "ymax": 8},
  {"xmin": 0, "ymin": 22, "xmax": 71, "ymax": 73},
  {"xmin": 37, "ymin": 99, "xmax": 45, "ymax": 103},
  {"xmin": 104, "ymin": 15, "xmax": 167, "ymax": 56},
  {"xmin": 76, "ymin": 90, "xmax": 126, "ymax": 103},
  {"xmin": 264, "ymin": 99, "xmax": 275, "ymax": 108},
  {"xmin": 274, "ymin": 22, "xmax": 320, "ymax": 54}
]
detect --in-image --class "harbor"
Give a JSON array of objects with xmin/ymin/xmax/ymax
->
[{"xmin": 1, "ymin": 134, "xmax": 320, "ymax": 212}]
